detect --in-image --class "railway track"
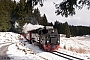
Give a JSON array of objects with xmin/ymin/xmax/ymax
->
[{"xmin": 51, "ymin": 51, "xmax": 84, "ymax": 60}]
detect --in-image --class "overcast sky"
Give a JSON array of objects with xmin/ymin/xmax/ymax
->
[{"xmin": 16, "ymin": 0, "xmax": 90, "ymax": 26}]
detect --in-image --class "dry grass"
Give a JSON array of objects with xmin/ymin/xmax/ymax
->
[
  {"xmin": 86, "ymin": 49, "xmax": 90, "ymax": 53},
  {"xmin": 76, "ymin": 48, "xmax": 86, "ymax": 53},
  {"xmin": 16, "ymin": 43, "xmax": 34, "ymax": 54},
  {"xmin": 64, "ymin": 45, "xmax": 66, "ymax": 49},
  {"xmin": 61, "ymin": 46, "xmax": 90, "ymax": 54},
  {"xmin": 39, "ymin": 56, "xmax": 48, "ymax": 60},
  {"xmin": 69, "ymin": 47, "xmax": 87, "ymax": 54}
]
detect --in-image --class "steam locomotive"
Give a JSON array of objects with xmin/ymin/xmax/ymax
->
[{"xmin": 24, "ymin": 26, "xmax": 60, "ymax": 52}]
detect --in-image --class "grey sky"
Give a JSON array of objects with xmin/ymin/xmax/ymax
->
[
  {"xmin": 15, "ymin": 0, "xmax": 90, "ymax": 26},
  {"xmin": 36, "ymin": 0, "xmax": 90, "ymax": 26}
]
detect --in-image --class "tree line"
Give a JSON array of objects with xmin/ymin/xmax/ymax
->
[{"xmin": 53, "ymin": 21, "xmax": 90, "ymax": 38}]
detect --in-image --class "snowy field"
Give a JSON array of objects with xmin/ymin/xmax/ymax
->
[{"xmin": 0, "ymin": 32, "xmax": 90, "ymax": 60}]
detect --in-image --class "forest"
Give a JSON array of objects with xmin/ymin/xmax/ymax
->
[
  {"xmin": 0, "ymin": 0, "xmax": 90, "ymax": 38},
  {"xmin": 54, "ymin": 21, "xmax": 90, "ymax": 38}
]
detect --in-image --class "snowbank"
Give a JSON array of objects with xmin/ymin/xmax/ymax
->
[
  {"xmin": 0, "ymin": 32, "xmax": 20, "ymax": 43},
  {"xmin": 59, "ymin": 34, "xmax": 90, "ymax": 59},
  {"xmin": 60, "ymin": 34, "xmax": 90, "ymax": 54}
]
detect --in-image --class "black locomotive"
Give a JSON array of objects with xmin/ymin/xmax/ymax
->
[{"xmin": 23, "ymin": 26, "xmax": 60, "ymax": 52}]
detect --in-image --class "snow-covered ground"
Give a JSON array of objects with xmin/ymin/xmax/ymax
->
[{"xmin": 0, "ymin": 32, "xmax": 90, "ymax": 60}]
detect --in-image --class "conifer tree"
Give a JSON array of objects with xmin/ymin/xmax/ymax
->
[
  {"xmin": 54, "ymin": 21, "xmax": 60, "ymax": 34},
  {"xmin": 0, "ymin": 0, "xmax": 12, "ymax": 31},
  {"xmin": 33, "ymin": 8, "xmax": 41, "ymax": 24},
  {"xmin": 64, "ymin": 22, "xmax": 71, "ymax": 38},
  {"xmin": 41, "ymin": 14, "xmax": 48, "ymax": 26}
]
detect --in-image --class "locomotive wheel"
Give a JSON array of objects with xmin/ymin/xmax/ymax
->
[
  {"xmin": 39, "ymin": 44, "xmax": 44, "ymax": 50},
  {"xmin": 29, "ymin": 40, "xmax": 32, "ymax": 44},
  {"xmin": 29, "ymin": 39, "xmax": 35, "ymax": 44},
  {"xmin": 39, "ymin": 44, "xmax": 42, "ymax": 49}
]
